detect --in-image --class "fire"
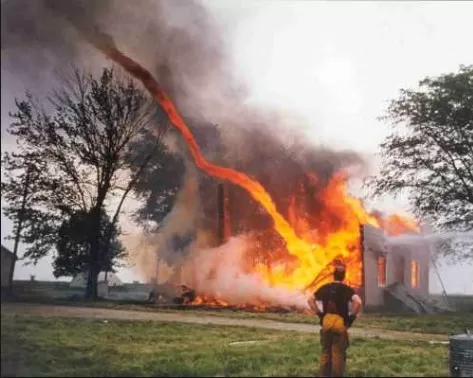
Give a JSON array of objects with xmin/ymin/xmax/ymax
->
[
  {"xmin": 79, "ymin": 29, "xmax": 420, "ymax": 308},
  {"xmin": 82, "ymin": 33, "xmax": 316, "ymax": 271},
  {"xmin": 254, "ymin": 172, "xmax": 388, "ymax": 292},
  {"xmin": 384, "ymin": 214, "xmax": 420, "ymax": 236},
  {"xmin": 84, "ymin": 30, "xmax": 312, "ymax": 249},
  {"xmin": 410, "ymin": 260, "xmax": 420, "ymax": 288}
]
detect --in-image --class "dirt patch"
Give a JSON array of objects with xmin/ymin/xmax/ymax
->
[{"xmin": 1, "ymin": 302, "xmax": 448, "ymax": 342}]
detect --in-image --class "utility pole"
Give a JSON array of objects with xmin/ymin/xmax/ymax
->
[
  {"xmin": 217, "ymin": 182, "xmax": 231, "ymax": 245},
  {"xmin": 8, "ymin": 165, "xmax": 32, "ymax": 295}
]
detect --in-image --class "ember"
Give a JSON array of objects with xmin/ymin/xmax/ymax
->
[{"xmin": 77, "ymin": 28, "xmax": 420, "ymax": 311}]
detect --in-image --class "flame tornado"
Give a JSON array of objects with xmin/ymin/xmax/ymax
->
[{"xmin": 79, "ymin": 28, "xmax": 317, "ymax": 270}]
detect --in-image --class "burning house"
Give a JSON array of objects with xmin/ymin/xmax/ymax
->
[
  {"xmin": 48, "ymin": 15, "xmax": 444, "ymax": 314},
  {"xmin": 163, "ymin": 178, "xmax": 444, "ymax": 314},
  {"xmin": 360, "ymin": 224, "xmax": 438, "ymax": 313}
]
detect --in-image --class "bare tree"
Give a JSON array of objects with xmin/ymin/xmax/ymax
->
[{"xmin": 2, "ymin": 67, "xmax": 173, "ymax": 298}]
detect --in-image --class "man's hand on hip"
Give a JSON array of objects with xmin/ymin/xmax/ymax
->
[{"xmin": 347, "ymin": 314, "xmax": 357, "ymax": 328}]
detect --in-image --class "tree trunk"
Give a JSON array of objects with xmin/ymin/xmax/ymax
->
[
  {"xmin": 8, "ymin": 167, "xmax": 31, "ymax": 296},
  {"xmin": 85, "ymin": 205, "xmax": 103, "ymax": 300},
  {"xmin": 156, "ymin": 257, "xmax": 160, "ymax": 285},
  {"xmin": 85, "ymin": 263, "xmax": 99, "ymax": 300}
]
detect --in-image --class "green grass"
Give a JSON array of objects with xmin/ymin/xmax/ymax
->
[
  {"xmin": 1, "ymin": 313, "xmax": 450, "ymax": 377},
  {"xmin": 7, "ymin": 284, "xmax": 472, "ymax": 336},
  {"xmin": 353, "ymin": 312, "xmax": 472, "ymax": 335},
  {"xmin": 10, "ymin": 295, "xmax": 472, "ymax": 336}
]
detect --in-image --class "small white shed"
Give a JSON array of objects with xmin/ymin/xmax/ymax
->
[{"xmin": 69, "ymin": 271, "xmax": 123, "ymax": 288}]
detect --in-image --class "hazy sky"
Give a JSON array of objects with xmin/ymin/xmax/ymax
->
[{"xmin": 1, "ymin": 0, "xmax": 472, "ymax": 294}]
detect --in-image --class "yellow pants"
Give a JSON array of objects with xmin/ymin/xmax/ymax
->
[{"xmin": 319, "ymin": 329, "xmax": 349, "ymax": 377}]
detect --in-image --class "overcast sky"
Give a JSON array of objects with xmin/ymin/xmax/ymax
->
[{"xmin": 1, "ymin": 0, "xmax": 472, "ymax": 294}]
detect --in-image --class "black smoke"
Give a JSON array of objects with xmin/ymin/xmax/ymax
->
[{"xmin": 1, "ymin": 0, "xmax": 366, "ymax": 250}]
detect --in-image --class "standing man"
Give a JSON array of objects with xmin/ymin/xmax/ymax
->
[{"xmin": 308, "ymin": 262, "xmax": 362, "ymax": 377}]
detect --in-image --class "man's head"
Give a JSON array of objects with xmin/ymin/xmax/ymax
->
[{"xmin": 333, "ymin": 262, "xmax": 346, "ymax": 282}]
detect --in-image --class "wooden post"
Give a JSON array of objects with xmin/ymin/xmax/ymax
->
[
  {"xmin": 217, "ymin": 182, "xmax": 231, "ymax": 245},
  {"xmin": 359, "ymin": 224, "xmax": 366, "ymax": 302}
]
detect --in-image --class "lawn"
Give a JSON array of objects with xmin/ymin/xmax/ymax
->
[
  {"xmin": 11, "ymin": 295, "xmax": 472, "ymax": 336},
  {"xmin": 1, "ymin": 313, "xmax": 450, "ymax": 377},
  {"xmin": 119, "ymin": 305, "xmax": 471, "ymax": 335},
  {"xmin": 9, "ymin": 281, "xmax": 472, "ymax": 337}
]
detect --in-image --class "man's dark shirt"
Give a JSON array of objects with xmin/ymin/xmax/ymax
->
[{"xmin": 314, "ymin": 282, "xmax": 355, "ymax": 325}]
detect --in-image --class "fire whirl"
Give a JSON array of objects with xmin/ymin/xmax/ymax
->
[
  {"xmin": 82, "ymin": 32, "xmax": 317, "ymax": 269},
  {"xmin": 77, "ymin": 28, "xmax": 419, "ymax": 304}
]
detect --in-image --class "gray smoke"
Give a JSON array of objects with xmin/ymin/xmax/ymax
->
[
  {"xmin": 2, "ymin": 0, "xmax": 368, "ymax": 291},
  {"xmin": 180, "ymin": 236, "xmax": 310, "ymax": 310},
  {"xmin": 1, "ymin": 0, "xmax": 240, "ymax": 123},
  {"xmin": 388, "ymin": 230, "xmax": 473, "ymax": 244},
  {"xmin": 1, "ymin": 0, "xmax": 363, "ymax": 165}
]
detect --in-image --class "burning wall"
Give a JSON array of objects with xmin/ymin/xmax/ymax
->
[
  {"xmin": 152, "ymin": 175, "xmax": 421, "ymax": 311},
  {"xmin": 361, "ymin": 224, "xmax": 430, "ymax": 309}
]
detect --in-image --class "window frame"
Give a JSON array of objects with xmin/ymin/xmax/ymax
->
[
  {"xmin": 377, "ymin": 254, "xmax": 387, "ymax": 288},
  {"xmin": 410, "ymin": 259, "xmax": 420, "ymax": 288}
]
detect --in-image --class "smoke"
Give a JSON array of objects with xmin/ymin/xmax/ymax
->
[
  {"xmin": 2, "ymin": 0, "xmax": 369, "ymax": 302},
  {"xmin": 1, "ymin": 0, "xmax": 364, "ymax": 164},
  {"xmin": 180, "ymin": 235, "xmax": 310, "ymax": 310},
  {"xmin": 2, "ymin": 0, "xmax": 239, "ymax": 120},
  {"xmin": 387, "ymin": 230, "xmax": 473, "ymax": 245},
  {"xmin": 123, "ymin": 166, "xmax": 202, "ymax": 283}
]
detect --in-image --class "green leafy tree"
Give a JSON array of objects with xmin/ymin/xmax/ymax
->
[
  {"xmin": 367, "ymin": 65, "xmax": 473, "ymax": 260},
  {"xmin": 1, "ymin": 152, "xmax": 57, "ymax": 292},
  {"xmin": 53, "ymin": 210, "xmax": 126, "ymax": 278}
]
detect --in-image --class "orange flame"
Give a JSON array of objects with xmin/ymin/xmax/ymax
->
[
  {"xmin": 84, "ymin": 34, "xmax": 316, "ymax": 270},
  {"xmin": 253, "ymin": 172, "xmax": 383, "ymax": 292},
  {"xmin": 82, "ymin": 31, "xmax": 419, "ymax": 306},
  {"xmin": 384, "ymin": 214, "xmax": 420, "ymax": 236}
]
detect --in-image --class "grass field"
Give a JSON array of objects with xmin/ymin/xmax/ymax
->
[
  {"xmin": 1, "ymin": 313, "xmax": 450, "ymax": 377},
  {"xmin": 98, "ymin": 303, "xmax": 472, "ymax": 335},
  {"xmin": 9, "ymin": 295, "xmax": 472, "ymax": 336},
  {"xmin": 9, "ymin": 280, "xmax": 472, "ymax": 337}
]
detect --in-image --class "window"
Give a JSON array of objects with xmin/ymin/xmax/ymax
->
[
  {"xmin": 411, "ymin": 260, "xmax": 419, "ymax": 288},
  {"xmin": 394, "ymin": 256, "xmax": 406, "ymax": 283},
  {"xmin": 377, "ymin": 255, "xmax": 387, "ymax": 288}
]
